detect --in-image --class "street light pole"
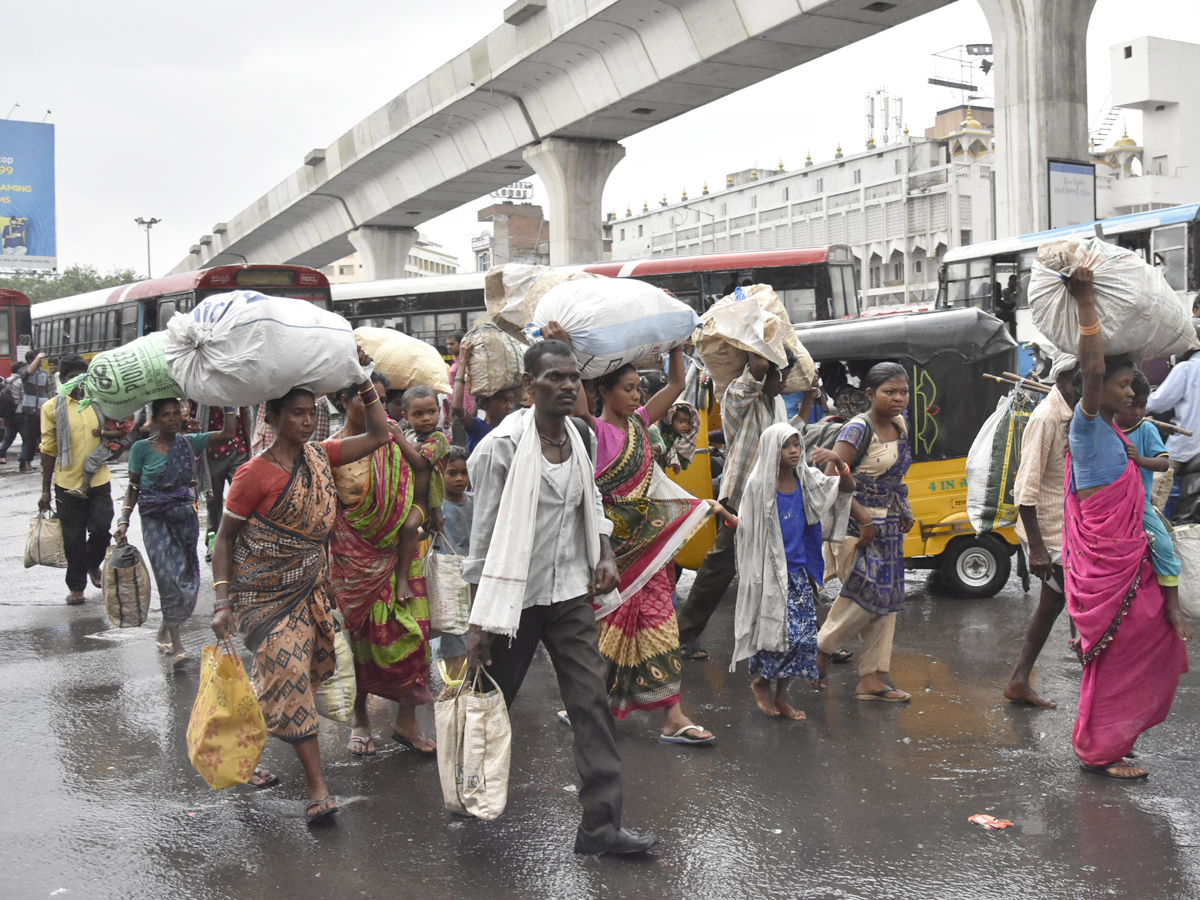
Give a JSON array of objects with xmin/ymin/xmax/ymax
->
[{"xmin": 134, "ymin": 217, "xmax": 161, "ymax": 278}]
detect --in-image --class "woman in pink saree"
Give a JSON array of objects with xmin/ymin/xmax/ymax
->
[{"xmin": 1064, "ymin": 266, "xmax": 1191, "ymax": 780}]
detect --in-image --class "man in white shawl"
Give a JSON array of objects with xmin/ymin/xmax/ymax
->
[
  {"xmin": 731, "ymin": 422, "xmax": 853, "ymax": 719},
  {"xmin": 462, "ymin": 339, "xmax": 660, "ymax": 857}
]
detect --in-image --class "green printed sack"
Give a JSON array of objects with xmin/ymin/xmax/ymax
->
[
  {"xmin": 61, "ymin": 332, "xmax": 183, "ymax": 419},
  {"xmin": 965, "ymin": 387, "xmax": 1039, "ymax": 533}
]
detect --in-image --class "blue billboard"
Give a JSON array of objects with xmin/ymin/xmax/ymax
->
[{"xmin": 0, "ymin": 120, "xmax": 56, "ymax": 270}]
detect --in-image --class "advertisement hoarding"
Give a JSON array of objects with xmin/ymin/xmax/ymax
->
[
  {"xmin": 1047, "ymin": 159, "xmax": 1096, "ymax": 230},
  {"xmin": 0, "ymin": 121, "xmax": 56, "ymax": 271}
]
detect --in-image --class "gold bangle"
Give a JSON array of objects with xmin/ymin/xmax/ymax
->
[
  {"xmin": 1078, "ymin": 320, "xmax": 1102, "ymax": 336},
  {"xmin": 359, "ymin": 386, "xmax": 377, "ymax": 396},
  {"xmin": 212, "ymin": 580, "xmax": 230, "ymax": 588},
  {"xmin": 362, "ymin": 395, "xmax": 380, "ymax": 407}
]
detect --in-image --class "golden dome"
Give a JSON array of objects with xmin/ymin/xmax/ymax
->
[
  {"xmin": 805, "ymin": 152, "xmax": 813, "ymax": 167},
  {"xmin": 1113, "ymin": 129, "xmax": 1138, "ymax": 148},
  {"xmin": 960, "ymin": 106, "xmax": 983, "ymax": 131},
  {"xmin": 835, "ymin": 143, "xmax": 843, "ymax": 159}
]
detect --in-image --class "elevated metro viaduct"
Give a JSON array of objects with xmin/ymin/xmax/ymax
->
[{"xmin": 172, "ymin": 0, "xmax": 1097, "ymax": 279}]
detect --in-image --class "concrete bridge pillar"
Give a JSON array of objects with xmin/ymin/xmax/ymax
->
[
  {"xmin": 977, "ymin": 0, "xmax": 1098, "ymax": 238},
  {"xmin": 348, "ymin": 225, "xmax": 417, "ymax": 280},
  {"xmin": 523, "ymin": 138, "xmax": 626, "ymax": 266}
]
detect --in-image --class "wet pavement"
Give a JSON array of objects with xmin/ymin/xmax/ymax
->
[{"xmin": 2, "ymin": 455, "xmax": 1199, "ymax": 900}]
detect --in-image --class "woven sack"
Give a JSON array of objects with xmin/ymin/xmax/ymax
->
[
  {"xmin": 463, "ymin": 321, "xmax": 524, "ymax": 397},
  {"xmin": 25, "ymin": 512, "xmax": 67, "ymax": 569},
  {"xmin": 103, "ymin": 542, "xmax": 152, "ymax": 627},
  {"xmin": 354, "ymin": 326, "xmax": 451, "ymax": 393}
]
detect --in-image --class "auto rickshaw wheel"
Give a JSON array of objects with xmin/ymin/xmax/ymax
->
[{"xmin": 939, "ymin": 535, "xmax": 1011, "ymax": 599}]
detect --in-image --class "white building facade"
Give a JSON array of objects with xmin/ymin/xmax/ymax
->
[{"xmin": 608, "ymin": 107, "xmax": 996, "ymax": 309}]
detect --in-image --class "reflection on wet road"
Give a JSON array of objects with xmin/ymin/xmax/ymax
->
[{"xmin": 1, "ymin": 466, "xmax": 1197, "ymax": 899}]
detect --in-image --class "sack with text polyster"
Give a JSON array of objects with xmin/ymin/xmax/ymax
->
[
  {"xmin": 165, "ymin": 291, "xmax": 366, "ymax": 407},
  {"xmin": 58, "ymin": 332, "xmax": 183, "ymax": 420}
]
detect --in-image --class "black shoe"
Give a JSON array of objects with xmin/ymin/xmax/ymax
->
[
  {"xmin": 830, "ymin": 649, "xmax": 853, "ymax": 664},
  {"xmin": 573, "ymin": 824, "xmax": 661, "ymax": 856}
]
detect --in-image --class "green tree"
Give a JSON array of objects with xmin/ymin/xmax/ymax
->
[{"xmin": 0, "ymin": 264, "xmax": 142, "ymax": 303}]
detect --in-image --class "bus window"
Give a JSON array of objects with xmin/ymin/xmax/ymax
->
[
  {"xmin": 836, "ymin": 266, "xmax": 858, "ymax": 317},
  {"xmin": 636, "ymin": 272, "xmax": 703, "ymax": 312},
  {"xmin": 410, "ymin": 314, "xmax": 437, "ymax": 343},
  {"xmin": 780, "ymin": 287, "xmax": 817, "ymax": 323},
  {"xmin": 75, "ymin": 315, "xmax": 90, "ymax": 350},
  {"xmin": 90, "ymin": 312, "xmax": 103, "ymax": 351},
  {"xmin": 0, "ymin": 311, "xmax": 9, "ymax": 358},
  {"xmin": 466, "ymin": 309, "xmax": 488, "ymax": 330},
  {"xmin": 436, "ymin": 313, "xmax": 461, "ymax": 345},
  {"xmin": 121, "ymin": 305, "xmax": 139, "ymax": 343},
  {"xmin": 158, "ymin": 301, "xmax": 176, "ymax": 328},
  {"xmin": 1153, "ymin": 225, "xmax": 1186, "ymax": 292},
  {"xmin": 966, "ymin": 260, "xmax": 992, "ymax": 310},
  {"xmin": 106, "ymin": 310, "xmax": 119, "ymax": 349},
  {"xmin": 944, "ymin": 261, "xmax": 969, "ymax": 306}
]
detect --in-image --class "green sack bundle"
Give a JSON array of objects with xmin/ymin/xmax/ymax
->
[{"xmin": 60, "ymin": 332, "xmax": 183, "ymax": 419}]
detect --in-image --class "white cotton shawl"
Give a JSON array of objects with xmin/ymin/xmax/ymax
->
[
  {"xmin": 730, "ymin": 422, "xmax": 852, "ymax": 671},
  {"xmin": 467, "ymin": 408, "xmax": 621, "ymax": 639}
]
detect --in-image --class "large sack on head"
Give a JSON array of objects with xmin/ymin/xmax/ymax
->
[
  {"xmin": 462, "ymin": 319, "xmax": 524, "ymax": 398},
  {"xmin": 484, "ymin": 264, "xmax": 602, "ymax": 339},
  {"xmin": 530, "ymin": 278, "xmax": 700, "ymax": 379},
  {"xmin": 59, "ymin": 332, "xmax": 183, "ymax": 420},
  {"xmin": 694, "ymin": 285, "xmax": 816, "ymax": 399},
  {"xmin": 103, "ymin": 542, "xmax": 152, "ymax": 628},
  {"xmin": 167, "ymin": 292, "xmax": 366, "ymax": 406},
  {"xmin": 353, "ymin": 327, "xmax": 451, "ymax": 394},
  {"xmin": 1028, "ymin": 237, "xmax": 1199, "ymax": 360}
]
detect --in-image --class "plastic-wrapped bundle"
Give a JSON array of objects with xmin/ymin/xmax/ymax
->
[
  {"xmin": 1028, "ymin": 237, "xmax": 1199, "ymax": 360},
  {"xmin": 966, "ymin": 388, "xmax": 1040, "ymax": 533},
  {"xmin": 167, "ymin": 291, "xmax": 366, "ymax": 405},
  {"xmin": 462, "ymin": 320, "xmax": 524, "ymax": 397}
]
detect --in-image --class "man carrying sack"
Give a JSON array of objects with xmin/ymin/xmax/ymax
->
[
  {"xmin": 38, "ymin": 354, "xmax": 115, "ymax": 605},
  {"xmin": 463, "ymin": 339, "xmax": 660, "ymax": 857}
]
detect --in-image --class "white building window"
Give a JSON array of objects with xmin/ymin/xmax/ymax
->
[
  {"xmin": 853, "ymin": 170, "xmax": 862, "ymax": 185},
  {"xmin": 638, "ymin": 224, "xmax": 644, "ymax": 237},
  {"xmin": 751, "ymin": 196, "xmax": 757, "ymax": 209},
  {"xmin": 782, "ymin": 187, "xmax": 789, "ymax": 201},
  {"xmin": 816, "ymin": 178, "xmax": 824, "ymax": 192},
  {"xmin": 895, "ymin": 158, "xmax": 902, "ymax": 175},
  {"xmin": 720, "ymin": 203, "xmax": 727, "ymax": 216},
  {"xmin": 620, "ymin": 228, "xmax": 625, "ymax": 241},
  {"xmin": 338, "ymin": 265, "xmax": 354, "ymax": 276}
]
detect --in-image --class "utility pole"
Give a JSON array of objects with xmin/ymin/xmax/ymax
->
[{"xmin": 134, "ymin": 217, "xmax": 161, "ymax": 278}]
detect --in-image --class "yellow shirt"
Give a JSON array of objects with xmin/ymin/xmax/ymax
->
[{"xmin": 39, "ymin": 396, "xmax": 111, "ymax": 491}]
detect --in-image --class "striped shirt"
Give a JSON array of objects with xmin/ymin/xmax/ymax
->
[
  {"xmin": 1012, "ymin": 386, "xmax": 1072, "ymax": 553},
  {"xmin": 718, "ymin": 365, "xmax": 784, "ymax": 508}
]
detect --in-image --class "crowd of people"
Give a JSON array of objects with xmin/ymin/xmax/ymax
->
[{"xmin": 13, "ymin": 276, "xmax": 1199, "ymax": 849}]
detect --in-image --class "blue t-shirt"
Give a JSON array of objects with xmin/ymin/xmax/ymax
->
[
  {"xmin": 1069, "ymin": 406, "xmax": 1128, "ymax": 490},
  {"xmin": 1125, "ymin": 419, "xmax": 1169, "ymax": 500},
  {"xmin": 464, "ymin": 416, "xmax": 493, "ymax": 453},
  {"xmin": 777, "ymin": 483, "xmax": 808, "ymax": 575},
  {"xmin": 441, "ymin": 493, "xmax": 474, "ymax": 556}
]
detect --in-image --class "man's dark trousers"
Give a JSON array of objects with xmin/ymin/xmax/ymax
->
[
  {"xmin": 55, "ymin": 483, "xmax": 114, "ymax": 592},
  {"xmin": 676, "ymin": 500, "xmax": 737, "ymax": 646},
  {"xmin": 485, "ymin": 593, "xmax": 623, "ymax": 832}
]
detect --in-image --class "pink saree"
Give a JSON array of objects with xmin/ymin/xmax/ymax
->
[{"xmin": 1064, "ymin": 428, "xmax": 1188, "ymax": 767}]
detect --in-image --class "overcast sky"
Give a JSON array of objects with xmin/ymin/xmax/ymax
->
[{"xmin": 10, "ymin": 0, "xmax": 1200, "ymax": 278}]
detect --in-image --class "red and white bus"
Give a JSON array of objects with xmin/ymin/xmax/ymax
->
[
  {"xmin": 332, "ymin": 245, "xmax": 860, "ymax": 352},
  {"xmin": 31, "ymin": 265, "xmax": 331, "ymax": 359},
  {"xmin": 0, "ymin": 288, "xmax": 32, "ymax": 378}
]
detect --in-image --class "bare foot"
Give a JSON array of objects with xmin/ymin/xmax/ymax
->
[
  {"xmin": 1003, "ymin": 681, "xmax": 1057, "ymax": 708},
  {"xmin": 751, "ymin": 677, "xmax": 779, "ymax": 717},
  {"xmin": 65, "ymin": 592, "xmax": 85, "ymax": 605},
  {"xmin": 1167, "ymin": 608, "xmax": 1194, "ymax": 643},
  {"xmin": 396, "ymin": 576, "xmax": 415, "ymax": 600},
  {"xmin": 775, "ymin": 701, "xmax": 807, "ymax": 721},
  {"xmin": 89, "ymin": 567, "xmax": 103, "ymax": 588}
]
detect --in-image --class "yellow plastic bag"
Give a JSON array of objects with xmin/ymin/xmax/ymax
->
[{"xmin": 186, "ymin": 638, "xmax": 268, "ymax": 790}]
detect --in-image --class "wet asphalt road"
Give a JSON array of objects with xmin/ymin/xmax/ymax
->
[{"xmin": 2, "ymin": 454, "xmax": 1199, "ymax": 900}]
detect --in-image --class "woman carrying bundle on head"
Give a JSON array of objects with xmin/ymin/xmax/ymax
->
[
  {"xmin": 543, "ymin": 322, "xmax": 735, "ymax": 746},
  {"xmin": 114, "ymin": 397, "xmax": 238, "ymax": 668},
  {"xmin": 1061, "ymin": 265, "xmax": 1190, "ymax": 781},
  {"xmin": 328, "ymin": 370, "xmax": 437, "ymax": 759},
  {"xmin": 209, "ymin": 346, "xmax": 392, "ymax": 824}
]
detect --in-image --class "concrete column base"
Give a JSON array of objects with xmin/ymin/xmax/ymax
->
[
  {"xmin": 523, "ymin": 138, "xmax": 625, "ymax": 266},
  {"xmin": 348, "ymin": 226, "xmax": 417, "ymax": 280},
  {"xmin": 978, "ymin": 0, "xmax": 1099, "ymax": 238}
]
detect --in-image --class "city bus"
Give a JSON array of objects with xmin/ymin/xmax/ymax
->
[
  {"xmin": 936, "ymin": 202, "xmax": 1200, "ymax": 344},
  {"xmin": 30, "ymin": 265, "xmax": 331, "ymax": 359},
  {"xmin": 0, "ymin": 288, "xmax": 32, "ymax": 378},
  {"xmin": 332, "ymin": 245, "xmax": 861, "ymax": 352}
]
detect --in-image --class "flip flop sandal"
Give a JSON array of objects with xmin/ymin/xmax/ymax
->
[
  {"xmin": 157, "ymin": 642, "xmax": 174, "ymax": 655},
  {"xmin": 680, "ymin": 647, "xmax": 709, "ymax": 661},
  {"xmin": 248, "ymin": 766, "xmax": 278, "ymax": 788},
  {"xmin": 172, "ymin": 652, "xmax": 191, "ymax": 670},
  {"xmin": 830, "ymin": 649, "xmax": 854, "ymax": 664},
  {"xmin": 348, "ymin": 735, "xmax": 377, "ymax": 757},
  {"xmin": 856, "ymin": 689, "xmax": 911, "ymax": 702},
  {"xmin": 1080, "ymin": 762, "xmax": 1148, "ymax": 781},
  {"xmin": 659, "ymin": 725, "xmax": 715, "ymax": 746},
  {"xmin": 306, "ymin": 797, "xmax": 338, "ymax": 824},
  {"xmin": 392, "ymin": 732, "xmax": 437, "ymax": 756},
  {"xmin": 65, "ymin": 593, "xmax": 86, "ymax": 606},
  {"xmin": 556, "ymin": 710, "xmax": 571, "ymax": 727}
]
